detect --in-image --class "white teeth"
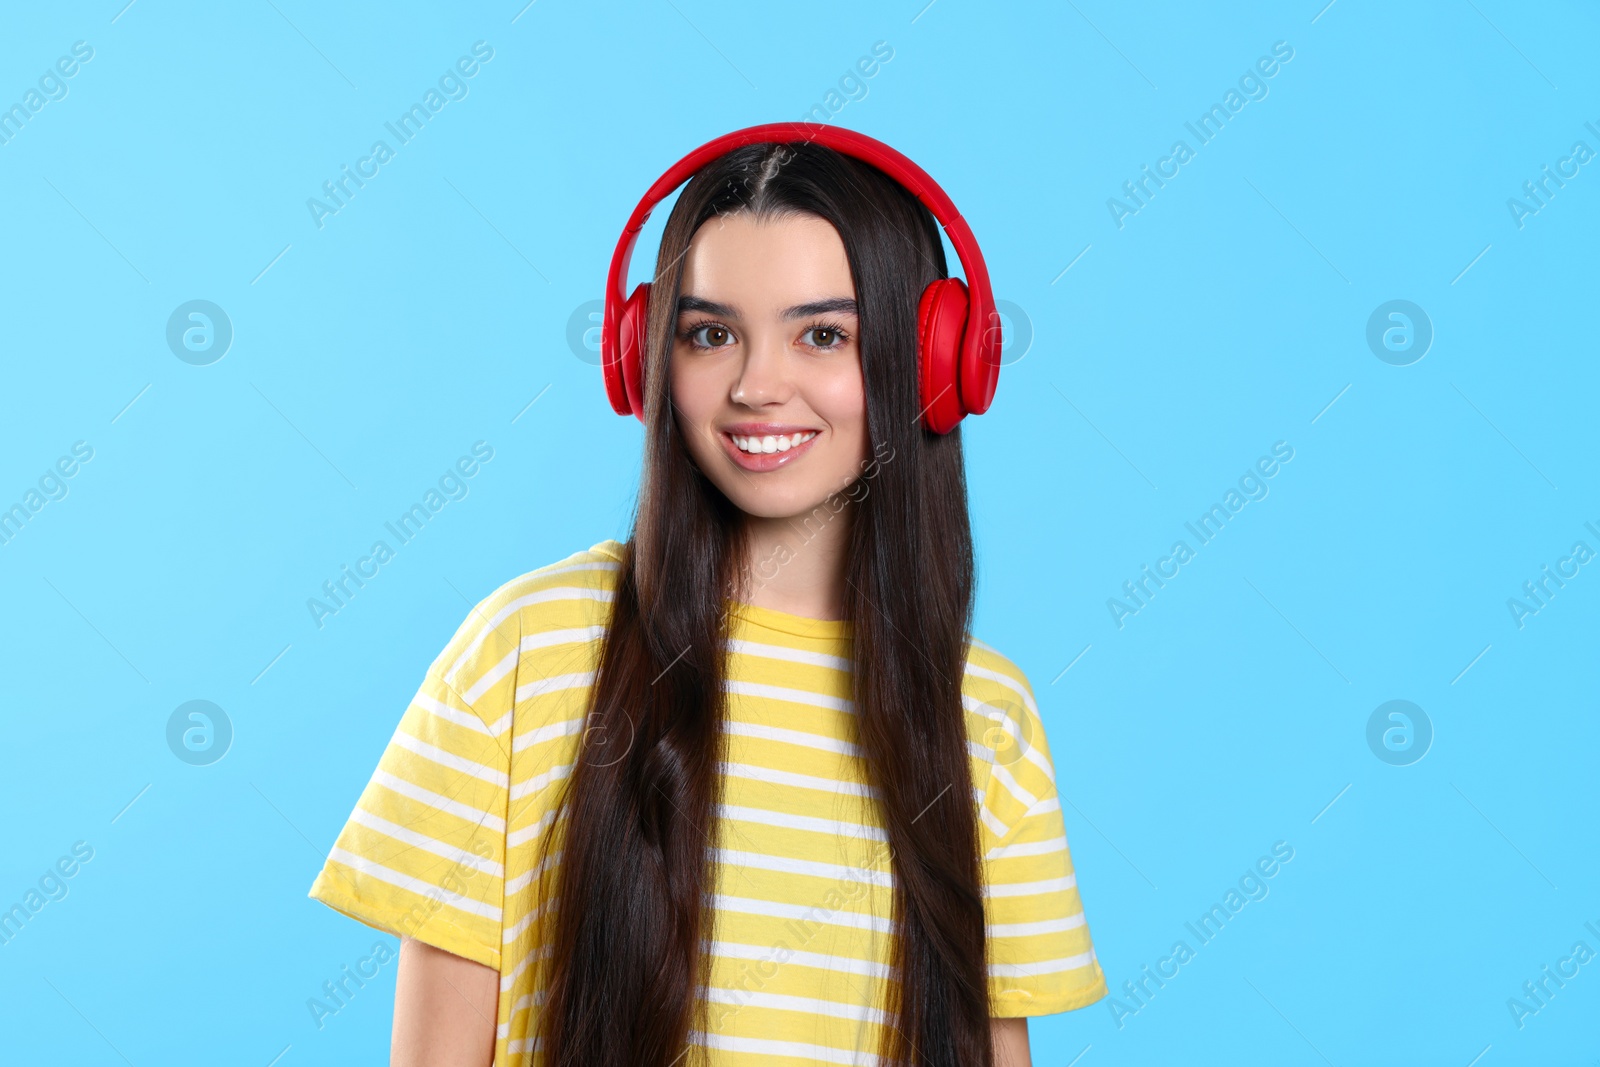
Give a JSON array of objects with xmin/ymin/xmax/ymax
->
[{"xmin": 731, "ymin": 431, "xmax": 817, "ymax": 455}]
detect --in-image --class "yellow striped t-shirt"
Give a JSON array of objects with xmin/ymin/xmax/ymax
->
[{"xmin": 308, "ymin": 538, "xmax": 1106, "ymax": 1063}]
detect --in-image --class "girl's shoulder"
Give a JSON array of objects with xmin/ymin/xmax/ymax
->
[
  {"xmin": 466, "ymin": 537, "xmax": 625, "ymax": 625},
  {"xmin": 961, "ymin": 636, "xmax": 1039, "ymax": 720},
  {"xmin": 426, "ymin": 540, "xmax": 625, "ymax": 717},
  {"xmin": 960, "ymin": 635, "xmax": 1058, "ymax": 788}
]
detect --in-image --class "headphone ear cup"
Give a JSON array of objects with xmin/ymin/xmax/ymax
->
[
  {"xmin": 916, "ymin": 278, "xmax": 970, "ymax": 434},
  {"xmin": 618, "ymin": 281, "xmax": 651, "ymax": 422}
]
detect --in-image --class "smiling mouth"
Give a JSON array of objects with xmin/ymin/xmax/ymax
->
[{"xmin": 728, "ymin": 431, "xmax": 818, "ymax": 455}]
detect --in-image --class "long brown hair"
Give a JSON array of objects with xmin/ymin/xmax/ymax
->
[{"xmin": 535, "ymin": 139, "xmax": 989, "ymax": 1066}]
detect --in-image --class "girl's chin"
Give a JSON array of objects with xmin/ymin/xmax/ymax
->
[{"xmin": 722, "ymin": 491, "xmax": 849, "ymax": 523}]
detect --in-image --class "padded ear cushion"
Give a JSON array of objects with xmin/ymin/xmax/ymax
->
[
  {"xmin": 916, "ymin": 278, "xmax": 970, "ymax": 434},
  {"xmin": 601, "ymin": 291, "xmax": 633, "ymax": 417},
  {"xmin": 618, "ymin": 281, "xmax": 651, "ymax": 422},
  {"xmin": 961, "ymin": 295, "xmax": 1003, "ymax": 418}
]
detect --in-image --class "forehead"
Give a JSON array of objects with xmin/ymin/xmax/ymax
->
[{"xmin": 679, "ymin": 213, "xmax": 855, "ymax": 309}]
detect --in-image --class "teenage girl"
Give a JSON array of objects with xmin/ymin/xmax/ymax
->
[{"xmin": 309, "ymin": 123, "xmax": 1108, "ymax": 1067}]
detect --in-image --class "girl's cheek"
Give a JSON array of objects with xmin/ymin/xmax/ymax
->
[
  {"xmin": 669, "ymin": 363, "xmax": 713, "ymax": 414},
  {"xmin": 812, "ymin": 366, "xmax": 867, "ymax": 415}
]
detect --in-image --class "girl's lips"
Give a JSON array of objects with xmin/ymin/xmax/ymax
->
[{"xmin": 718, "ymin": 430, "xmax": 820, "ymax": 472}]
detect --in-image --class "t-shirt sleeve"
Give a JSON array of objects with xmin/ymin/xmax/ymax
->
[
  {"xmin": 306, "ymin": 599, "xmax": 517, "ymax": 971},
  {"xmin": 975, "ymin": 662, "xmax": 1109, "ymax": 1016}
]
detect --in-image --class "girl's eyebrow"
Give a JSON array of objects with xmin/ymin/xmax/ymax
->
[
  {"xmin": 677, "ymin": 295, "xmax": 736, "ymax": 318},
  {"xmin": 781, "ymin": 297, "xmax": 857, "ymax": 320},
  {"xmin": 676, "ymin": 295, "xmax": 859, "ymax": 320}
]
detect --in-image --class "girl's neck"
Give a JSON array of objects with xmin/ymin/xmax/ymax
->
[{"xmin": 736, "ymin": 507, "xmax": 854, "ymax": 623}]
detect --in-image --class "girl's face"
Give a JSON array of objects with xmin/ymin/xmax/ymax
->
[{"xmin": 669, "ymin": 212, "xmax": 871, "ymax": 521}]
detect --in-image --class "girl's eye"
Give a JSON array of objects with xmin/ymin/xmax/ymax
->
[
  {"xmin": 688, "ymin": 324, "xmax": 733, "ymax": 348},
  {"xmin": 805, "ymin": 327, "xmax": 846, "ymax": 349}
]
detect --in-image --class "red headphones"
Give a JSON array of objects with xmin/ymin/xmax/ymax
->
[{"xmin": 600, "ymin": 122, "xmax": 1002, "ymax": 435}]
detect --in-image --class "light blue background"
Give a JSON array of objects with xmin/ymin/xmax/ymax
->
[{"xmin": 2, "ymin": 1, "xmax": 1596, "ymax": 1064}]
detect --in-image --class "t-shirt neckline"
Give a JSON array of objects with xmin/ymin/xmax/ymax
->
[
  {"xmin": 590, "ymin": 538, "xmax": 852, "ymax": 640},
  {"xmin": 728, "ymin": 599, "xmax": 850, "ymax": 640}
]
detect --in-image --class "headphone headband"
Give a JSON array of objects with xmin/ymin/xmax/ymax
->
[{"xmin": 600, "ymin": 122, "xmax": 1001, "ymax": 427}]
